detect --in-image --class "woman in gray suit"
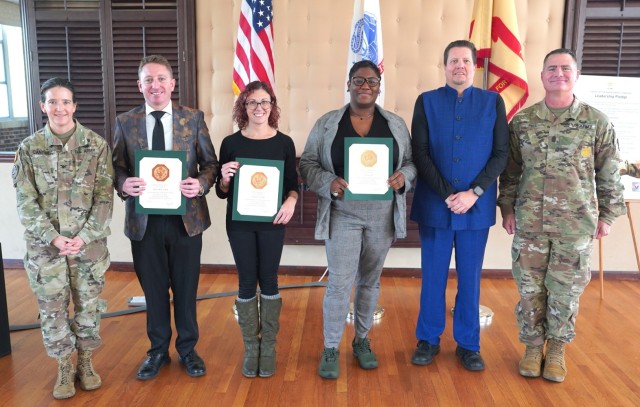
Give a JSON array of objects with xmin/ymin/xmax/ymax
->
[{"xmin": 299, "ymin": 60, "xmax": 416, "ymax": 379}]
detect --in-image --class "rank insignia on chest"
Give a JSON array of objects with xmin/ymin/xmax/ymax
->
[{"xmin": 581, "ymin": 146, "xmax": 592, "ymax": 157}]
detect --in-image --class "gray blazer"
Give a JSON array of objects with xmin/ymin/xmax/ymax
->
[{"xmin": 299, "ymin": 104, "xmax": 416, "ymax": 240}]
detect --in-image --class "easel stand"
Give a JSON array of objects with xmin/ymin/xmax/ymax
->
[
  {"xmin": 625, "ymin": 200, "xmax": 640, "ymax": 272},
  {"xmin": 599, "ymin": 199, "xmax": 640, "ymax": 299}
]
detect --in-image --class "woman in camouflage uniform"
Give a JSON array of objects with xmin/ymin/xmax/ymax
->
[{"xmin": 12, "ymin": 78, "xmax": 114, "ymax": 399}]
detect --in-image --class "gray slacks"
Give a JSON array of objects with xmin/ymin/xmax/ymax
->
[{"xmin": 323, "ymin": 199, "xmax": 394, "ymax": 348}]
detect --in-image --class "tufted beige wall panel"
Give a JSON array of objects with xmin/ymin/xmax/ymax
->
[
  {"xmin": 192, "ymin": 0, "xmax": 601, "ymax": 271},
  {"xmin": 2, "ymin": 0, "xmax": 638, "ymax": 272},
  {"xmin": 196, "ymin": 0, "xmax": 565, "ymax": 154}
]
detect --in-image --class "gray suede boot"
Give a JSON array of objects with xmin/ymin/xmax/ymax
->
[
  {"xmin": 235, "ymin": 297, "xmax": 260, "ymax": 378},
  {"xmin": 258, "ymin": 295, "xmax": 282, "ymax": 377}
]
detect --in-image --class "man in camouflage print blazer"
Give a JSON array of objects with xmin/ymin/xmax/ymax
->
[{"xmin": 112, "ymin": 55, "xmax": 218, "ymax": 381}]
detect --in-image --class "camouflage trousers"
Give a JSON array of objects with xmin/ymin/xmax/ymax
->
[
  {"xmin": 511, "ymin": 232, "xmax": 592, "ymax": 346},
  {"xmin": 24, "ymin": 238, "xmax": 109, "ymax": 358}
]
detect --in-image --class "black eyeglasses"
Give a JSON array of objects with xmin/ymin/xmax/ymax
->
[
  {"xmin": 245, "ymin": 100, "xmax": 273, "ymax": 109},
  {"xmin": 351, "ymin": 76, "xmax": 381, "ymax": 87}
]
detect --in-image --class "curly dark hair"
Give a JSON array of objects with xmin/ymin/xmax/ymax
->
[{"xmin": 232, "ymin": 81, "xmax": 280, "ymax": 130}]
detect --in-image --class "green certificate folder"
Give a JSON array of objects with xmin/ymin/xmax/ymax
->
[
  {"xmin": 135, "ymin": 149, "xmax": 187, "ymax": 215},
  {"xmin": 232, "ymin": 157, "xmax": 284, "ymax": 222},
  {"xmin": 344, "ymin": 137, "xmax": 393, "ymax": 200}
]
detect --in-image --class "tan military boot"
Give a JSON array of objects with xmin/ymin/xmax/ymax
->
[
  {"xmin": 77, "ymin": 350, "xmax": 102, "ymax": 390},
  {"xmin": 543, "ymin": 339, "xmax": 567, "ymax": 382},
  {"xmin": 53, "ymin": 355, "xmax": 76, "ymax": 399},
  {"xmin": 518, "ymin": 345, "xmax": 544, "ymax": 377}
]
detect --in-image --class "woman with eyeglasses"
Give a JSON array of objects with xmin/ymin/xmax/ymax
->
[
  {"xmin": 300, "ymin": 60, "xmax": 416, "ymax": 379},
  {"xmin": 216, "ymin": 81, "xmax": 298, "ymax": 378}
]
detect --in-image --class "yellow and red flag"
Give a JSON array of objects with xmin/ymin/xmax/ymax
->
[{"xmin": 469, "ymin": 0, "xmax": 528, "ymax": 120}]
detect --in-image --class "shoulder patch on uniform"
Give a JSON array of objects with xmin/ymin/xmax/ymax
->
[{"xmin": 11, "ymin": 163, "xmax": 19, "ymax": 184}]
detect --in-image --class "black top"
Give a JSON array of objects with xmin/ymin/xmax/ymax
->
[
  {"xmin": 216, "ymin": 130, "xmax": 298, "ymax": 231},
  {"xmin": 331, "ymin": 108, "xmax": 399, "ymax": 178}
]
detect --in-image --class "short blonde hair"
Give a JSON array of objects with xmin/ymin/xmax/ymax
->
[{"xmin": 138, "ymin": 55, "xmax": 173, "ymax": 78}]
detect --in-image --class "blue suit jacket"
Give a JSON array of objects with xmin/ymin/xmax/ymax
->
[
  {"xmin": 410, "ymin": 85, "xmax": 508, "ymax": 231},
  {"xmin": 112, "ymin": 102, "xmax": 219, "ymax": 240}
]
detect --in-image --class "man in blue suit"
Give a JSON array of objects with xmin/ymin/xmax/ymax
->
[
  {"xmin": 113, "ymin": 55, "xmax": 218, "ymax": 380},
  {"xmin": 410, "ymin": 40, "xmax": 508, "ymax": 371}
]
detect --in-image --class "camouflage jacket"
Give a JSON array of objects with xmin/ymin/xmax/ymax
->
[
  {"xmin": 621, "ymin": 160, "xmax": 640, "ymax": 178},
  {"xmin": 13, "ymin": 121, "xmax": 114, "ymax": 245},
  {"xmin": 112, "ymin": 103, "xmax": 218, "ymax": 240},
  {"xmin": 498, "ymin": 98, "xmax": 626, "ymax": 235}
]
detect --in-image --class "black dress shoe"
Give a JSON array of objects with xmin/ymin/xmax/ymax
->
[
  {"xmin": 179, "ymin": 351, "xmax": 206, "ymax": 377},
  {"xmin": 456, "ymin": 346, "xmax": 485, "ymax": 371},
  {"xmin": 411, "ymin": 340, "xmax": 441, "ymax": 365},
  {"xmin": 137, "ymin": 352, "xmax": 171, "ymax": 380}
]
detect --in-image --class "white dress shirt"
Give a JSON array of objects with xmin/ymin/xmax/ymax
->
[{"xmin": 145, "ymin": 103, "xmax": 173, "ymax": 150}]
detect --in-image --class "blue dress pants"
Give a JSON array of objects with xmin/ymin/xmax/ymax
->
[{"xmin": 415, "ymin": 225, "xmax": 489, "ymax": 352}]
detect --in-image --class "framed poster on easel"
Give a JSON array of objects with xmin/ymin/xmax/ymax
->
[
  {"xmin": 574, "ymin": 75, "xmax": 640, "ymax": 163},
  {"xmin": 574, "ymin": 75, "xmax": 640, "ymax": 297}
]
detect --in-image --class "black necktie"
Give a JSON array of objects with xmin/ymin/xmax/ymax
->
[{"xmin": 151, "ymin": 111, "xmax": 165, "ymax": 150}]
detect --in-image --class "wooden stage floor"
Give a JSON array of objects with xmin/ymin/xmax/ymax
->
[{"xmin": 1, "ymin": 269, "xmax": 639, "ymax": 406}]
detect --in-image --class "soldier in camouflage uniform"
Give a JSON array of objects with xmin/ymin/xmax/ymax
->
[
  {"xmin": 12, "ymin": 78, "xmax": 114, "ymax": 399},
  {"xmin": 620, "ymin": 160, "xmax": 640, "ymax": 178},
  {"xmin": 498, "ymin": 49, "xmax": 626, "ymax": 383}
]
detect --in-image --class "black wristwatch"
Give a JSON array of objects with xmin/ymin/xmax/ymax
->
[{"xmin": 472, "ymin": 186, "xmax": 484, "ymax": 197}]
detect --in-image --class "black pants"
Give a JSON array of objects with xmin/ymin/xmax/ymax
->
[
  {"xmin": 131, "ymin": 215, "xmax": 202, "ymax": 356},
  {"xmin": 227, "ymin": 228, "xmax": 285, "ymax": 299}
]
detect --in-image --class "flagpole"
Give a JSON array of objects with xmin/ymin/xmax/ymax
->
[
  {"xmin": 480, "ymin": 55, "xmax": 493, "ymax": 325},
  {"xmin": 469, "ymin": 0, "xmax": 529, "ymax": 324},
  {"xmin": 344, "ymin": 0, "xmax": 386, "ymax": 321},
  {"xmin": 483, "ymin": 57, "xmax": 489, "ymax": 90}
]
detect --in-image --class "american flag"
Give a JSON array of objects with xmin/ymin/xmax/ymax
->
[{"xmin": 232, "ymin": 0, "xmax": 275, "ymax": 95}]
